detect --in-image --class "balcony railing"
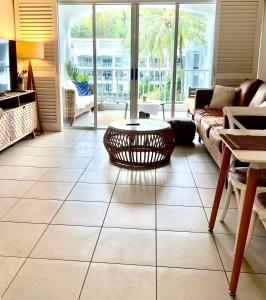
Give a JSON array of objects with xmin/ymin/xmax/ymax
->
[{"xmin": 84, "ymin": 67, "xmax": 211, "ymax": 103}]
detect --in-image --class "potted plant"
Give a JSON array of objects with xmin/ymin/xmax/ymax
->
[{"xmin": 17, "ymin": 70, "xmax": 27, "ymax": 90}]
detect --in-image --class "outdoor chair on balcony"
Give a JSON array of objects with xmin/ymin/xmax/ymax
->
[
  {"xmin": 62, "ymin": 81, "xmax": 94, "ymax": 126},
  {"xmin": 220, "ymin": 106, "xmax": 266, "ymax": 255},
  {"xmin": 183, "ymin": 87, "xmax": 199, "ymax": 119}
]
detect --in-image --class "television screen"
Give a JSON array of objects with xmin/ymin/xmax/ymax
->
[{"xmin": 0, "ymin": 39, "xmax": 10, "ymax": 93}]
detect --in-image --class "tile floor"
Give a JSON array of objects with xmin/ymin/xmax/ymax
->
[{"xmin": 0, "ymin": 130, "xmax": 265, "ymax": 300}]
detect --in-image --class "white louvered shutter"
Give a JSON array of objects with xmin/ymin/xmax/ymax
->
[
  {"xmin": 14, "ymin": 0, "xmax": 61, "ymax": 131},
  {"xmin": 213, "ymin": 0, "xmax": 264, "ymax": 86}
]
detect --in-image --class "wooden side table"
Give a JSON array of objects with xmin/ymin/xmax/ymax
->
[{"xmin": 103, "ymin": 119, "xmax": 175, "ymax": 168}]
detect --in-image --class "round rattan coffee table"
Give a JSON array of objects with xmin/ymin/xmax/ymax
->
[{"xmin": 104, "ymin": 119, "xmax": 175, "ymax": 168}]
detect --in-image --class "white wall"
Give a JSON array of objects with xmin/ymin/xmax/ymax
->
[
  {"xmin": 0, "ymin": 0, "xmax": 15, "ymax": 40},
  {"xmin": 258, "ymin": 1, "xmax": 266, "ymax": 80}
]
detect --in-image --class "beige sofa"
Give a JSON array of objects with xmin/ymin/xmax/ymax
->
[
  {"xmin": 194, "ymin": 79, "xmax": 266, "ymax": 167},
  {"xmin": 62, "ymin": 81, "xmax": 94, "ymax": 126}
]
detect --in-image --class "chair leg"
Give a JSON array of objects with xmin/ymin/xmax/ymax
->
[
  {"xmin": 220, "ymin": 181, "xmax": 233, "ymax": 221},
  {"xmin": 244, "ymin": 211, "xmax": 257, "ymax": 255}
]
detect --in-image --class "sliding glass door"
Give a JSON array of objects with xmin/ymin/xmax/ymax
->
[
  {"xmin": 138, "ymin": 5, "xmax": 176, "ymax": 120},
  {"xmin": 58, "ymin": 2, "xmax": 215, "ymax": 128},
  {"xmin": 95, "ymin": 4, "xmax": 131, "ymax": 127},
  {"xmin": 59, "ymin": 5, "xmax": 95, "ymax": 128}
]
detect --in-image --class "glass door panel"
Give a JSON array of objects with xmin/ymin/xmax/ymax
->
[
  {"xmin": 138, "ymin": 5, "xmax": 176, "ymax": 120},
  {"xmin": 175, "ymin": 4, "xmax": 215, "ymax": 106},
  {"xmin": 95, "ymin": 5, "xmax": 131, "ymax": 128},
  {"xmin": 59, "ymin": 5, "xmax": 95, "ymax": 128}
]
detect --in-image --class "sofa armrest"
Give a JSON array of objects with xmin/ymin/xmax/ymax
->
[{"xmin": 195, "ymin": 89, "xmax": 214, "ymax": 109}]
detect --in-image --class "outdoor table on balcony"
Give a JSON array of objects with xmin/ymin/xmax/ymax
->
[
  {"xmin": 208, "ymin": 128, "xmax": 266, "ymax": 296},
  {"xmin": 103, "ymin": 119, "xmax": 175, "ymax": 168},
  {"xmin": 124, "ymin": 100, "xmax": 166, "ymax": 120}
]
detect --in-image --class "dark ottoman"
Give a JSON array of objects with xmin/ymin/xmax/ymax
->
[{"xmin": 168, "ymin": 118, "xmax": 196, "ymax": 144}]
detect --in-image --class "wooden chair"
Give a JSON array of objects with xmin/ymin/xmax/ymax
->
[{"xmin": 220, "ymin": 106, "xmax": 266, "ymax": 254}]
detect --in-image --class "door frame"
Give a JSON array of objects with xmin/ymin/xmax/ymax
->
[{"xmin": 58, "ymin": 1, "xmax": 216, "ymax": 127}]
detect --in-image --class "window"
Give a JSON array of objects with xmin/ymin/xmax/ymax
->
[
  {"xmin": 193, "ymin": 52, "xmax": 200, "ymax": 70},
  {"xmin": 78, "ymin": 56, "xmax": 92, "ymax": 67}
]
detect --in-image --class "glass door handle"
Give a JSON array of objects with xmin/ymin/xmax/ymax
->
[
  {"xmin": 130, "ymin": 69, "xmax": 134, "ymax": 80},
  {"xmin": 135, "ymin": 68, "xmax": 138, "ymax": 80}
]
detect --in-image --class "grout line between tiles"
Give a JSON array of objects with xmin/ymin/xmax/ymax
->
[
  {"xmin": 186, "ymin": 148, "xmax": 231, "ymax": 288},
  {"xmin": 77, "ymin": 169, "xmax": 120, "ymax": 300},
  {"xmin": 155, "ymin": 169, "xmax": 158, "ymax": 300}
]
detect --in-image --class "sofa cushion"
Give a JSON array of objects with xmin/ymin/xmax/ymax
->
[
  {"xmin": 201, "ymin": 116, "xmax": 224, "ymax": 137},
  {"xmin": 235, "ymin": 79, "xmax": 264, "ymax": 106},
  {"xmin": 194, "ymin": 108, "xmax": 223, "ymax": 124},
  {"xmin": 209, "ymin": 85, "xmax": 236, "ymax": 109},
  {"xmin": 249, "ymin": 82, "xmax": 266, "ymax": 107},
  {"xmin": 209, "ymin": 128, "xmax": 223, "ymax": 152}
]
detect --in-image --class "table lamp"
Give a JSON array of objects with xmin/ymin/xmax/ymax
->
[
  {"xmin": 16, "ymin": 41, "xmax": 44, "ymax": 90},
  {"xmin": 16, "ymin": 41, "xmax": 44, "ymax": 132}
]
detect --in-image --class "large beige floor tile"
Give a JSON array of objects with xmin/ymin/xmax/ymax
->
[
  {"xmin": 67, "ymin": 183, "xmax": 114, "ymax": 202},
  {"xmin": 23, "ymin": 181, "xmax": 75, "ymax": 200},
  {"xmin": 80, "ymin": 263, "xmax": 156, "ymax": 300},
  {"xmin": 157, "ymin": 205, "xmax": 208, "ymax": 232},
  {"xmin": 0, "ymin": 256, "xmax": 25, "ymax": 297},
  {"xmin": 0, "ymin": 222, "xmax": 46, "ymax": 256},
  {"xmin": 104, "ymin": 203, "xmax": 155, "ymax": 229},
  {"xmin": 52, "ymin": 201, "xmax": 108, "ymax": 226},
  {"xmin": 79, "ymin": 169, "xmax": 119, "ymax": 184},
  {"xmin": 1, "ymin": 146, "xmax": 40, "ymax": 156},
  {"xmin": 2, "ymin": 199, "xmax": 62, "ymax": 223},
  {"xmin": 93, "ymin": 228, "xmax": 156, "ymax": 266},
  {"xmin": 193, "ymin": 173, "xmax": 219, "ymax": 188},
  {"xmin": 156, "ymin": 171, "xmax": 195, "ymax": 187},
  {"xmin": 40, "ymin": 168, "xmax": 83, "ymax": 182},
  {"xmin": 31, "ymin": 225, "xmax": 100, "ymax": 261},
  {"xmin": 186, "ymin": 152, "xmax": 214, "ymax": 163},
  {"xmin": 198, "ymin": 188, "xmax": 237, "ymax": 208},
  {"xmin": 62, "ymin": 148, "xmax": 95, "ymax": 158},
  {"xmin": 52, "ymin": 158, "xmax": 90, "ymax": 169},
  {"xmin": 156, "ymin": 186, "xmax": 201, "ymax": 206},
  {"xmin": 0, "ymin": 166, "xmax": 48, "ymax": 181},
  {"xmin": 0, "ymin": 155, "xmax": 25, "ymax": 166},
  {"xmin": 157, "ymin": 231, "xmax": 222, "ymax": 270},
  {"xmin": 19, "ymin": 156, "xmax": 59, "ymax": 168},
  {"xmin": 227, "ymin": 272, "xmax": 266, "ymax": 300},
  {"xmin": 189, "ymin": 161, "xmax": 219, "ymax": 174},
  {"xmin": 0, "ymin": 198, "xmax": 18, "ymax": 219},
  {"xmin": 117, "ymin": 170, "xmax": 155, "ymax": 185},
  {"xmin": 87, "ymin": 158, "xmax": 120, "ymax": 170},
  {"xmin": 156, "ymin": 160, "xmax": 191, "ymax": 173},
  {"xmin": 2, "ymin": 259, "xmax": 88, "ymax": 300},
  {"xmin": 112, "ymin": 185, "xmax": 155, "ymax": 204},
  {"xmin": 0, "ymin": 180, "xmax": 35, "ymax": 198},
  {"xmin": 214, "ymin": 233, "xmax": 266, "ymax": 273},
  {"xmin": 158, "ymin": 267, "xmax": 230, "ymax": 300}
]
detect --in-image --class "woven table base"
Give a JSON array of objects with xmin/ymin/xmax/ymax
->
[{"xmin": 104, "ymin": 119, "xmax": 175, "ymax": 168}]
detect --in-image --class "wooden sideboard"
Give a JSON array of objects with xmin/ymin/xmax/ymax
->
[{"xmin": 0, "ymin": 91, "xmax": 37, "ymax": 151}]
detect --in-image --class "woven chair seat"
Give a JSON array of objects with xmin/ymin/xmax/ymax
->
[
  {"xmin": 234, "ymin": 167, "xmax": 266, "ymax": 186},
  {"xmin": 257, "ymin": 193, "xmax": 266, "ymax": 209}
]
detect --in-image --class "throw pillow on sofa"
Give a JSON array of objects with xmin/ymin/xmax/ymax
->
[
  {"xmin": 73, "ymin": 81, "xmax": 92, "ymax": 96},
  {"xmin": 209, "ymin": 85, "xmax": 236, "ymax": 109}
]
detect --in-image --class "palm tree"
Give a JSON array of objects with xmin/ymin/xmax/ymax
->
[{"xmin": 139, "ymin": 7, "xmax": 207, "ymax": 68}]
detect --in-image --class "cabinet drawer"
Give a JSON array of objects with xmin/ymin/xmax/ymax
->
[
  {"xmin": 22, "ymin": 102, "xmax": 37, "ymax": 134},
  {"xmin": 0, "ymin": 111, "xmax": 12, "ymax": 148}
]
